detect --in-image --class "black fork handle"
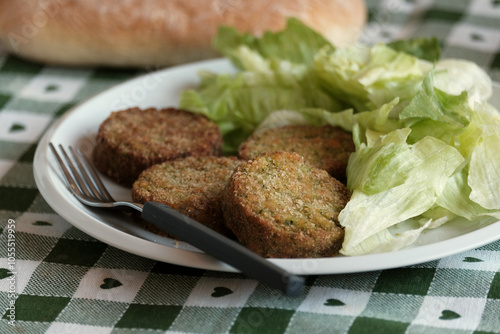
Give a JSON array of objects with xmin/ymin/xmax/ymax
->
[{"xmin": 141, "ymin": 201, "xmax": 305, "ymax": 297}]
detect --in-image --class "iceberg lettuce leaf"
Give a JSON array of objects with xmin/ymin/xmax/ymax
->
[
  {"xmin": 435, "ymin": 167, "xmax": 500, "ymax": 220},
  {"xmin": 398, "ymin": 70, "xmax": 473, "ymax": 144},
  {"xmin": 467, "ymin": 103, "xmax": 500, "ymax": 210},
  {"xmin": 387, "ymin": 37, "xmax": 440, "ymax": 62},
  {"xmin": 434, "ymin": 59, "xmax": 493, "ymax": 102},
  {"xmin": 340, "ymin": 135, "xmax": 465, "ymax": 256},
  {"xmin": 213, "ymin": 17, "xmax": 333, "ymax": 69},
  {"xmin": 399, "ymin": 70, "xmax": 471, "ymax": 127},
  {"xmin": 314, "ymin": 43, "xmax": 426, "ymax": 111}
]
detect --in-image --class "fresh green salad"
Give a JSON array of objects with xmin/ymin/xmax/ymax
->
[{"xmin": 179, "ymin": 18, "xmax": 500, "ymax": 256}]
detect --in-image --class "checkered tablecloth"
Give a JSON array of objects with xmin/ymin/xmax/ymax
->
[{"xmin": 1, "ymin": 1, "xmax": 500, "ymax": 333}]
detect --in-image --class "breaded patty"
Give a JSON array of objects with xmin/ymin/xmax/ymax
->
[
  {"xmin": 238, "ymin": 125, "xmax": 355, "ymax": 182},
  {"xmin": 132, "ymin": 156, "xmax": 244, "ymax": 238},
  {"xmin": 93, "ymin": 107, "xmax": 223, "ymax": 186},
  {"xmin": 222, "ymin": 151, "xmax": 350, "ymax": 258}
]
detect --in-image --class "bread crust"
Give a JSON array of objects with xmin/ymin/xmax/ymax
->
[{"xmin": 0, "ymin": 0, "xmax": 367, "ymax": 67}]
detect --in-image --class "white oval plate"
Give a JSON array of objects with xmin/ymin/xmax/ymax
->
[{"xmin": 34, "ymin": 58, "xmax": 500, "ymax": 275}]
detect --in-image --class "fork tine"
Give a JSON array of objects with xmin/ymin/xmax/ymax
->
[
  {"xmin": 68, "ymin": 146, "xmax": 105, "ymax": 201},
  {"xmin": 72, "ymin": 147, "xmax": 115, "ymax": 202},
  {"xmin": 58, "ymin": 145, "xmax": 96, "ymax": 199},
  {"xmin": 49, "ymin": 143, "xmax": 87, "ymax": 198}
]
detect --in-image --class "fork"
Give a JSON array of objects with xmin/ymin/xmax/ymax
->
[{"xmin": 49, "ymin": 143, "xmax": 305, "ymax": 297}]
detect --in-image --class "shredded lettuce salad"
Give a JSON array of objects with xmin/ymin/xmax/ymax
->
[{"xmin": 179, "ymin": 18, "xmax": 500, "ymax": 256}]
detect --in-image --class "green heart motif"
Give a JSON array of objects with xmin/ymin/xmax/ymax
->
[
  {"xmin": 470, "ymin": 33, "xmax": 484, "ymax": 41},
  {"xmin": 45, "ymin": 84, "xmax": 59, "ymax": 92},
  {"xmin": 439, "ymin": 310, "xmax": 461, "ymax": 320},
  {"xmin": 9, "ymin": 123, "xmax": 25, "ymax": 133},
  {"xmin": 211, "ymin": 286, "xmax": 233, "ymax": 297},
  {"xmin": 33, "ymin": 221, "xmax": 52, "ymax": 226},
  {"xmin": 0, "ymin": 268, "xmax": 13, "ymax": 279},
  {"xmin": 463, "ymin": 257, "xmax": 483, "ymax": 263},
  {"xmin": 324, "ymin": 298, "xmax": 345, "ymax": 306},
  {"xmin": 100, "ymin": 278, "xmax": 123, "ymax": 289}
]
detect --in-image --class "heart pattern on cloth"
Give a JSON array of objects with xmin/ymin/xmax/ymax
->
[
  {"xmin": 9, "ymin": 123, "xmax": 25, "ymax": 133},
  {"xmin": 324, "ymin": 298, "xmax": 345, "ymax": 306},
  {"xmin": 439, "ymin": 309, "xmax": 461, "ymax": 320},
  {"xmin": 45, "ymin": 84, "xmax": 59, "ymax": 92},
  {"xmin": 33, "ymin": 220, "xmax": 52, "ymax": 226},
  {"xmin": 211, "ymin": 286, "xmax": 233, "ymax": 298},
  {"xmin": 470, "ymin": 33, "xmax": 484, "ymax": 41},
  {"xmin": 100, "ymin": 278, "xmax": 123, "ymax": 289},
  {"xmin": 0, "ymin": 268, "xmax": 13, "ymax": 279}
]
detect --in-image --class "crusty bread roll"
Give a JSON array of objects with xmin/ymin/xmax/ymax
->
[{"xmin": 0, "ymin": 0, "xmax": 367, "ymax": 68}]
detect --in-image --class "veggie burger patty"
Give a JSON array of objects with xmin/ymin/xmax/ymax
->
[
  {"xmin": 132, "ymin": 156, "xmax": 244, "ymax": 238},
  {"xmin": 93, "ymin": 107, "xmax": 223, "ymax": 186},
  {"xmin": 223, "ymin": 151, "xmax": 350, "ymax": 258},
  {"xmin": 238, "ymin": 125, "xmax": 355, "ymax": 183}
]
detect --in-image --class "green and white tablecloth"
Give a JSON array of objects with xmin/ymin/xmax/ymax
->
[{"xmin": 1, "ymin": 1, "xmax": 500, "ymax": 333}]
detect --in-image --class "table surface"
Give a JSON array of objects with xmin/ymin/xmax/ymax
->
[{"xmin": 1, "ymin": 1, "xmax": 500, "ymax": 333}]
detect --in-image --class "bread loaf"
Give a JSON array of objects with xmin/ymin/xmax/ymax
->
[{"xmin": 0, "ymin": 0, "xmax": 367, "ymax": 68}]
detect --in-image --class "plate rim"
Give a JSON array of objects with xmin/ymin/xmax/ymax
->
[{"xmin": 33, "ymin": 58, "xmax": 500, "ymax": 275}]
